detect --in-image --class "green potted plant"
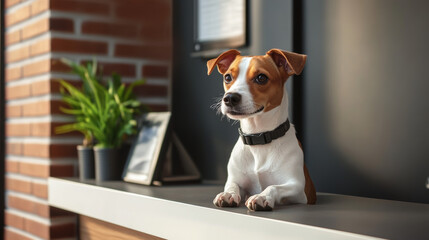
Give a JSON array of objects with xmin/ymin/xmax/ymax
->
[
  {"xmin": 55, "ymin": 59, "xmax": 99, "ymax": 180},
  {"xmin": 91, "ymin": 73, "xmax": 144, "ymax": 181},
  {"xmin": 56, "ymin": 59, "xmax": 144, "ymax": 181}
]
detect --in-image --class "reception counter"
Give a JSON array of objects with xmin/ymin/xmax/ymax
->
[{"xmin": 48, "ymin": 178, "xmax": 428, "ymax": 240}]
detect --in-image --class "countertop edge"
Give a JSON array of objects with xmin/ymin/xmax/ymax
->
[{"xmin": 48, "ymin": 177, "xmax": 383, "ymax": 240}]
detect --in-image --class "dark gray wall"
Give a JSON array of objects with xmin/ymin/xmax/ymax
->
[
  {"xmin": 172, "ymin": 0, "xmax": 429, "ymax": 203},
  {"xmin": 172, "ymin": 0, "xmax": 293, "ymax": 180},
  {"xmin": 303, "ymin": 0, "xmax": 429, "ymax": 203}
]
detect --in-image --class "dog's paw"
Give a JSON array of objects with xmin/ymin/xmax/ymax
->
[
  {"xmin": 213, "ymin": 192, "xmax": 241, "ymax": 207},
  {"xmin": 245, "ymin": 194, "xmax": 274, "ymax": 211}
]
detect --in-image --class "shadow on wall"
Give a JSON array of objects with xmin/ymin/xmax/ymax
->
[{"xmin": 304, "ymin": 0, "xmax": 429, "ymax": 203}]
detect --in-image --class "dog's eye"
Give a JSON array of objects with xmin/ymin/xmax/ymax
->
[
  {"xmin": 255, "ymin": 74, "xmax": 268, "ymax": 85},
  {"xmin": 224, "ymin": 74, "xmax": 233, "ymax": 83}
]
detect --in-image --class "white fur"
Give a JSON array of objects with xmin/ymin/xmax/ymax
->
[{"xmin": 214, "ymin": 58, "xmax": 307, "ymax": 210}]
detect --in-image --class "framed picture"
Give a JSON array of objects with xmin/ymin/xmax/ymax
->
[
  {"xmin": 193, "ymin": 0, "xmax": 248, "ymax": 56},
  {"xmin": 153, "ymin": 132, "xmax": 201, "ymax": 186},
  {"xmin": 122, "ymin": 112, "xmax": 171, "ymax": 185}
]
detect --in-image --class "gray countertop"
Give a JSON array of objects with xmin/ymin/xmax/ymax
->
[{"xmin": 49, "ymin": 178, "xmax": 429, "ymax": 240}]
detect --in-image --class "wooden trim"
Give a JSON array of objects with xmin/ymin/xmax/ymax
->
[
  {"xmin": 1, "ymin": 0, "xmax": 6, "ymax": 236},
  {"xmin": 80, "ymin": 215, "xmax": 164, "ymax": 240}
]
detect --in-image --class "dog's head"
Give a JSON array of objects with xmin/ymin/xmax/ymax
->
[{"xmin": 207, "ymin": 49, "xmax": 307, "ymax": 120}]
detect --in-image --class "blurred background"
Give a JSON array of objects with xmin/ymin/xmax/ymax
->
[
  {"xmin": 1, "ymin": 0, "xmax": 428, "ymax": 239},
  {"xmin": 174, "ymin": 0, "xmax": 429, "ymax": 205}
]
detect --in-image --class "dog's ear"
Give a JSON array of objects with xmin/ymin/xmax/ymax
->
[
  {"xmin": 207, "ymin": 49, "xmax": 241, "ymax": 75},
  {"xmin": 266, "ymin": 49, "xmax": 307, "ymax": 75}
]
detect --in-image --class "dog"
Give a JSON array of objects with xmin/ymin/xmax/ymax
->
[{"xmin": 207, "ymin": 49, "xmax": 316, "ymax": 211}]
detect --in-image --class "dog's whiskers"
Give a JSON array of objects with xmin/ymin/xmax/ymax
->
[{"xmin": 211, "ymin": 95, "xmax": 224, "ymax": 116}]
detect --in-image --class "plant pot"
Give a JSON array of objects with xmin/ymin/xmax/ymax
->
[
  {"xmin": 77, "ymin": 145, "xmax": 95, "ymax": 180},
  {"xmin": 94, "ymin": 147, "xmax": 123, "ymax": 181}
]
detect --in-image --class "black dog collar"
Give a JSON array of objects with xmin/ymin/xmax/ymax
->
[{"xmin": 238, "ymin": 119, "xmax": 290, "ymax": 145}]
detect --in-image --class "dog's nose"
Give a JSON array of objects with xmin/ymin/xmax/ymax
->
[{"xmin": 223, "ymin": 93, "xmax": 241, "ymax": 107}]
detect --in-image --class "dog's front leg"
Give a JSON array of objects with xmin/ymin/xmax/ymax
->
[
  {"xmin": 245, "ymin": 182, "xmax": 306, "ymax": 211},
  {"xmin": 213, "ymin": 142, "xmax": 249, "ymax": 208}
]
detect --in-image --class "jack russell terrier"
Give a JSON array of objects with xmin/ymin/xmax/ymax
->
[{"xmin": 207, "ymin": 49, "xmax": 316, "ymax": 211}]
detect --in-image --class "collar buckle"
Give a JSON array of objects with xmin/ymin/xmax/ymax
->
[{"xmin": 263, "ymin": 132, "xmax": 272, "ymax": 143}]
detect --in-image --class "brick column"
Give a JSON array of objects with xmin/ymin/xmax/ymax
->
[{"xmin": 4, "ymin": 0, "xmax": 172, "ymax": 239}]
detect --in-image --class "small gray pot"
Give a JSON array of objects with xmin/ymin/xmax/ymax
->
[
  {"xmin": 94, "ymin": 147, "xmax": 121, "ymax": 181},
  {"xmin": 77, "ymin": 145, "xmax": 95, "ymax": 180}
]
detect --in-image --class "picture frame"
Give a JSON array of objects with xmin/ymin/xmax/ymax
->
[
  {"xmin": 122, "ymin": 112, "xmax": 171, "ymax": 185},
  {"xmin": 152, "ymin": 132, "xmax": 201, "ymax": 186},
  {"xmin": 192, "ymin": 0, "xmax": 248, "ymax": 57}
]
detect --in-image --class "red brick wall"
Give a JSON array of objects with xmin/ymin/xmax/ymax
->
[{"xmin": 4, "ymin": 0, "xmax": 172, "ymax": 239}]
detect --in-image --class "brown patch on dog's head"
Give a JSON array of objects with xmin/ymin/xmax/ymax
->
[
  {"xmin": 246, "ymin": 49, "xmax": 307, "ymax": 112},
  {"xmin": 221, "ymin": 56, "xmax": 246, "ymax": 92},
  {"xmin": 245, "ymin": 55, "xmax": 285, "ymax": 112}
]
